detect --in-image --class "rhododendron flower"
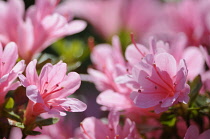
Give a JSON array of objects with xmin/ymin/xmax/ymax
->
[
  {"xmin": 0, "ymin": 42, "xmax": 25, "ymax": 105},
  {"xmin": 184, "ymin": 125, "xmax": 210, "ymax": 139},
  {"xmin": 57, "ymin": 0, "xmax": 162, "ymax": 40},
  {"xmin": 130, "ymin": 52, "xmax": 190, "ymax": 113},
  {"xmin": 19, "ymin": 59, "xmax": 87, "ymax": 125},
  {"xmin": 88, "ymin": 36, "xmax": 137, "ymax": 111},
  {"xmin": 88, "ymin": 36, "xmax": 128, "ymax": 93},
  {"xmin": 125, "ymin": 36, "xmax": 204, "ymax": 80},
  {"xmin": 77, "ymin": 111, "xmax": 140, "ymax": 139},
  {"xmin": 0, "ymin": 0, "xmax": 86, "ymax": 62}
]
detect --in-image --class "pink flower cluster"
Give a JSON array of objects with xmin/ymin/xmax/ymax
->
[
  {"xmin": 0, "ymin": 0, "xmax": 86, "ymax": 62},
  {"xmin": 2, "ymin": 0, "xmax": 210, "ymax": 138},
  {"xmin": 0, "ymin": 42, "xmax": 25, "ymax": 105},
  {"xmin": 77, "ymin": 111, "xmax": 140, "ymax": 139},
  {"xmin": 19, "ymin": 59, "xmax": 86, "ymax": 124},
  {"xmin": 63, "ymin": 0, "xmax": 210, "ymax": 48}
]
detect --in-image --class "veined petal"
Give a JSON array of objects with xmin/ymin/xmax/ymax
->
[
  {"xmin": 26, "ymin": 85, "xmax": 44, "ymax": 104},
  {"xmin": 53, "ymin": 72, "xmax": 81, "ymax": 98},
  {"xmin": 97, "ymin": 90, "xmax": 132, "ymax": 111},
  {"xmin": 184, "ymin": 125, "xmax": 199, "ymax": 139},
  {"xmin": 65, "ymin": 20, "xmax": 87, "ymax": 35},
  {"xmin": 2, "ymin": 42, "xmax": 18, "ymax": 74},
  {"xmin": 26, "ymin": 59, "xmax": 39, "ymax": 86},
  {"xmin": 154, "ymin": 53, "xmax": 177, "ymax": 78},
  {"xmin": 50, "ymin": 98, "xmax": 87, "ymax": 112},
  {"xmin": 125, "ymin": 44, "xmax": 149, "ymax": 66},
  {"xmin": 131, "ymin": 91, "xmax": 166, "ymax": 108}
]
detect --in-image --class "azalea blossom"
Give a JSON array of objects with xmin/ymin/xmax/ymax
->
[
  {"xmin": 76, "ymin": 111, "xmax": 140, "ymax": 139},
  {"xmin": 184, "ymin": 125, "xmax": 210, "ymax": 139},
  {"xmin": 0, "ymin": 0, "xmax": 86, "ymax": 62},
  {"xmin": 88, "ymin": 36, "xmax": 128, "ymax": 94},
  {"xmin": 124, "ymin": 36, "xmax": 204, "ymax": 81},
  {"xmin": 0, "ymin": 42, "xmax": 25, "ymax": 105},
  {"xmin": 19, "ymin": 59, "xmax": 87, "ymax": 125},
  {"xmin": 130, "ymin": 52, "xmax": 190, "ymax": 113},
  {"xmin": 88, "ymin": 36, "xmax": 137, "ymax": 111}
]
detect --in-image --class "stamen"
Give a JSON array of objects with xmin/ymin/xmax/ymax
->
[
  {"xmin": 88, "ymin": 37, "xmax": 95, "ymax": 52},
  {"xmin": 145, "ymin": 76, "xmax": 174, "ymax": 96},
  {"xmin": 115, "ymin": 135, "xmax": 120, "ymax": 139},
  {"xmin": 42, "ymin": 87, "xmax": 64, "ymax": 99},
  {"xmin": 80, "ymin": 123, "xmax": 93, "ymax": 139},
  {"xmin": 152, "ymin": 64, "xmax": 174, "ymax": 92},
  {"xmin": 130, "ymin": 33, "xmax": 145, "ymax": 57}
]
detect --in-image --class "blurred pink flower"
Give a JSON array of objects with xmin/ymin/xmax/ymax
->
[
  {"xmin": 76, "ymin": 111, "xmax": 140, "ymax": 139},
  {"xmin": 57, "ymin": 0, "xmax": 123, "ymax": 39},
  {"xmin": 0, "ymin": 0, "xmax": 86, "ymax": 62},
  {"xmin": 130, "ymin": 52, "xmax": 190, "ymax": 113},
  {"xmin": 148, "ymin": 0, "xmax": 210, "ymax": 47},
  {"xmin": 88, "ymin": 36, "xmax": 134, "ymax": 111},
  {"xmin": 19, "ymin": 59, "xmax": 87, "ymax": 125},
  {"xmin": 26, "ymin": 114, "xmax": 73, "ymax": 139},
  {"xmin": 88, "ymin": 36, "xmax": 128, "ymax": 94},
  {"xmin": 184, "ymin": 125, "xmax": 210, "ymax": 139},
  {"xmin": 0, "ymin": 42, "xmax": 25, "ymax": 105},
  {"xmin": 57, "ymin": 0, "xmax": 162, "ymax": 39}
]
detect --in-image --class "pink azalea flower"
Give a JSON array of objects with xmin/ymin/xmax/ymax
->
[
  {"xmin": 125, "ymin": 36, "xmax": 204, "ymax": 80},
  {"xmin": 0, "ymin": 0, "xmax": 86, "ymax": 62},
  {"xmin": 0, "ymin": 42, "xmax": 25, "ymax": 105},
  {"xmin": 76, "ymin": 111, "xmax": 140, "ymax": 139},
  {"xmin": 19, "ymin": 59, "xmax": 87, "ymax": 125},
  {"xmin": 184, "ymin": 125, "xmax": 210, "ymax": 139},
  {"xmin": 88, "ymin": 36, "xmax": 134, "ymax": 112},
  {"xmin": 56, "ymin": 0, "xmax": 123, "ymax": 39},
  {"xmin": 148, "ymin": 0, "xmax": 210, "ymax": 47},
  {"xmin": 57, "ymin": 0, "xmax": 162, "ymax": 39},
  {"xmin": 88, "ymin": 36, "xmax": 128, "ymax": 94},
  {"xmin": 130, "ymin": 52, "xmax": 190, "ymax": 113},
  {"xmin": 88, "ymin": 36, "xmax": 160, "ymax": 135}
]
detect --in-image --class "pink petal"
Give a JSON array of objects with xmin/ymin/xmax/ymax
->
[
  {"xmin": 26, "ymin": 85, "xmax": 44, "ymax": 104},
  {"xmin": 25, "ymin": 59, "xmax": 39, "ymax": 86},
  {"xmin": 184, "ymin": 125, "xmax": 199, "ymax": 139},
  {"xmin": 182, "ymin": 47, "xmax": 204, "ymax": 80},
  {"xmin": 154, "ymin": 53, "xmax": 177, "ymax": 78},
  {"xmin": 199, "ymin": 129, "xmax": 210, "ymax": 139},
  {"xmin": 51, "ymin": 98, "xmax": 87, "ymax": 112},
  {"xmin": 125, "ymin": 44, "xmax": 149, "ymax": 66},
  {"xmin": 161, "ymin": 92, "xmax": 180, "ymax": 107},
  {"xmin": 131, "ymin": 91, "xmax": 166, "ymax": 108},
  {"xmin": 65, "ymin": 20, "xmax": 87, "ymax": 35},
  {"xmin": 39, "ymin": 62, "xmax": 67, "ymax": 90},
  {"xmin": 2, "ymin": 42, "xmax": 18, "ymax": 74},
  {"xmin": 108, "ymin": 111, "xmax": 120, "ymax": 134},
  {"xmin": 97, "ymin": 90, "xmax": 132, "ymax": 111},
  {"xmin": 53, "ymin": 72, "xmax": 81, "ymax": 98},
  {"xmin": 81, "ymin": 117, "xmax": 109, "ymax": 139}
]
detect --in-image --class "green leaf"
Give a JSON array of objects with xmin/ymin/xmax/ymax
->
[
  {"xmin": 188, "ymin": 75, "xmax": 202, "ymax": 107},
  {"xmin": 35, "ymin": 117, "xmax": 59, "ymax": 128},
  {"xmin": 6, "ymin": 111, "xmax": 22, "ymax": 122},
  {"xmin": 24, "ymin": 130, "xmax": 42, "ymax": 136},
  {"xmin": 7, "ymin": 118, "xmax": 24, "ymax": 128},
  {"xmin": 4, "ymin": 97, "xmax": 14, "ymax": 111},
  {"xmin": 51, "ymin": 39, "xmax": 90, "ymax": 70},
  {"xmin": 160, "ymin": 112, "xmax": 176, "ymax": 127}
]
